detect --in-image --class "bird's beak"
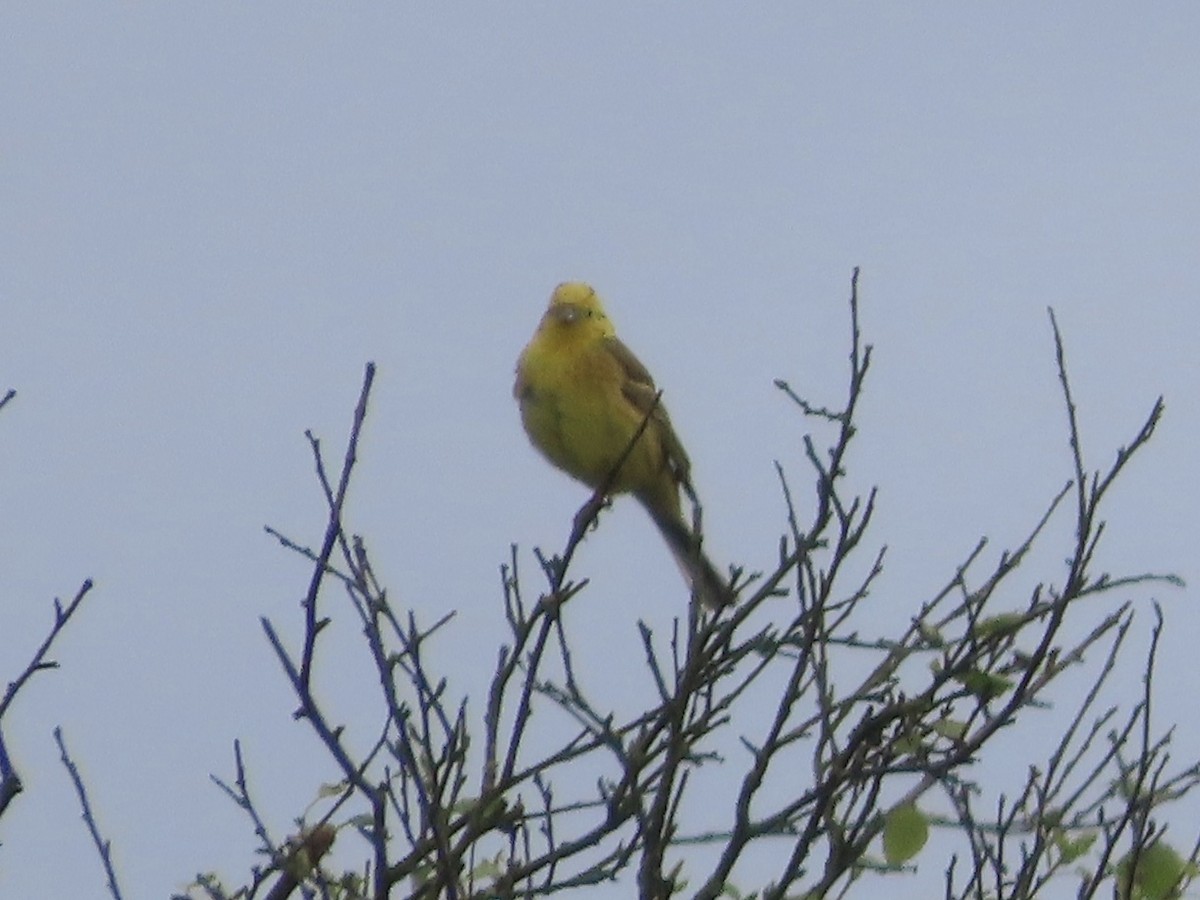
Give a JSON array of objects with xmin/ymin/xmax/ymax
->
[{"xmin": 549, "ymin": 304, "xmax": 582, "ymax": 324}]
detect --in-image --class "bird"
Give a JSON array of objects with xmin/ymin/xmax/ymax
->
[{"xmin": 514, "ymin": 281, "xmax": 732, "ymax": 609}]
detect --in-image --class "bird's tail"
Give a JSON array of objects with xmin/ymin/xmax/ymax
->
[{"xmin": 647, "ymin": 506, "xmax": 733, "ymax": 610}]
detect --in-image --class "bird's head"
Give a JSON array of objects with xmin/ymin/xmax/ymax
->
[{"xmin": 544, "ymin": 282, "xmax": 613, "ymax": 333}]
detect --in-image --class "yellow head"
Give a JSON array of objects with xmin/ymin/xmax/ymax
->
[{"xmin": 542, "ymin": 282, "xmax": 614, "ymax": 336}]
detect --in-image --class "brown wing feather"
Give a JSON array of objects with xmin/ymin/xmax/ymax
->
[
  {"xmin": 606, "ymin": 335, "xmax": 657, "ymax": 390},
  {"xmin": 606, "ymin": 336, "xmax": 694, "ymax": 495}
]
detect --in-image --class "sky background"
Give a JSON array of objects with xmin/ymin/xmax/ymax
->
[{"xmin": 2, "ymin": 5, "xmax": 1198, "ymax": 897}]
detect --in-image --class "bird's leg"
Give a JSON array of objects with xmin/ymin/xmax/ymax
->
[{"xmin": 570, "ymin": 489, "xmax": 610, "ymax": 547}]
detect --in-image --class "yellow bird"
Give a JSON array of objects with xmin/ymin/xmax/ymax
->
[{"xmin": 514, "ymin": 282, "xmax": 731, "ymax": 609}]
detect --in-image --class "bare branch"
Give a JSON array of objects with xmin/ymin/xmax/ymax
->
[
  {"xmin": 0, "ymin": 579, "xmax": 95, "ymax": 820},
  {"xmin": 55, "ymin": 727, "xmax": 123, "ymax": 900}
]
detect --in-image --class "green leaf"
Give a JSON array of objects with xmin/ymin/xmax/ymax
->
[
  {"xmin": 917, "ymin": 622, "xmax": 944, "ymax": 647},
  {"xmin": 1117, "ymin": 841, "xmax": 1195, "ymax": 900},
  {"xmin": 666, "ymin": 857, "xmax": 688, "ymax": 892},
  {"xmin": 472, "ymin": 855, "xmax": 504, "ymax": 880},
  {"xmin": 1052, "ymin": 828, "xmax": 1096, "ymax": 865},
  {"xmin": 882, "ymin": 803, "xmax": 928, "ymax": 865},
  {"xmin": 933, "ymin": 718, "xmax": 969, "ymax": 741},
  {"xmin": 955, "ymin": 669, "xmax": 1014, "ymax": 701},
  {"xmin": 974, "ymin": 613, "xmax": 1025, "ymax": 640},
  {"xmin": 316, "ymin": 780, "xmax": 348, "ymax": 799},
  {"xmin": 892, "ymin": 733, "xmax": 924, "ymax": 755}
]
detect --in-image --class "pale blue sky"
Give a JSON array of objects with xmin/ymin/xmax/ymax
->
[{"xmin": 2, "ymin": 6, "xmax": 1198, "ymax": 897}]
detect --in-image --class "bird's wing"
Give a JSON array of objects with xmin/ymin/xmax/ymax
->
[{"xmin": 606, "ymin": 336, "xmax": 694, "ymax": 492}]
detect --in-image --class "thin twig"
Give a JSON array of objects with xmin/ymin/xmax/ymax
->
[
  {"xmin": 298, "ymin": 361, "xmax": 375, "ymax": 691},
  {"xmin": 0, "ymin": 579, "xmax": 95, "ymax": 819},
  {"xmin": 55, "ymin": 727, "xmax": 123, "ymax": 900}
]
